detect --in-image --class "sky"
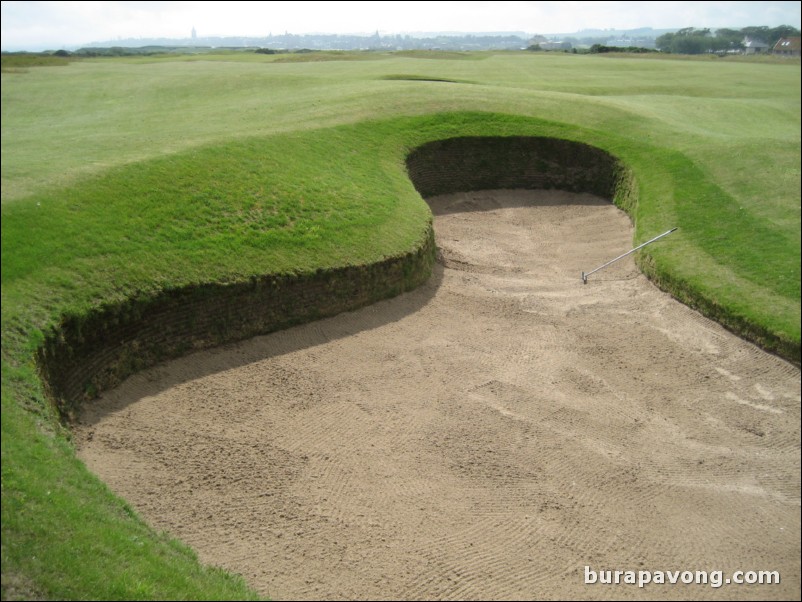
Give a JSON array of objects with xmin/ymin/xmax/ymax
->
[{"xmin": 1, "ymin": 0, "xmax": 800, "ymax": 51}]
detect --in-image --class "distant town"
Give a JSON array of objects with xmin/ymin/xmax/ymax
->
[
  {"xmin": 78, "ymin": 27, "xmax": 672, "ymax": 52},
  {"xmin": 6, "ymin": 25, "xmax": 801, "ymax": 57}
]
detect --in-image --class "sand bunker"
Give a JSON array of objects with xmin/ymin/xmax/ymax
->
[{"xmin": 75, "ymin": 190, "xmax": 800, "ymax": 600}]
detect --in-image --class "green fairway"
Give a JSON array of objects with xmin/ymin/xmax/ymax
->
[{"xmin": 2, "ymin": 51, "xmax": 800, "ymax": 600}]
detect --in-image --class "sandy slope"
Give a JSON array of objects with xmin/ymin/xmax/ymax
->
[{"xmin": 76, "ymin": 190, "xmax": 800, "ymax": 600}]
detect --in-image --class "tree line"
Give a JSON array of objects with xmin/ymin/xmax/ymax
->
[{"xmin": 656, "ymin": 26, "xmax": 800, "ymax": 54}]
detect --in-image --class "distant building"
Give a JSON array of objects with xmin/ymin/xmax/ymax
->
[
  {"xmin": 540, "ymin": 41, "xmax": 572, "ymax": 51},
  {"xmin": 192, "ymin": 26, "xmax": 197, "ymax": 40},
  {"xmin": 607, "ymin": 37, "xmax": 632, "ymax": 47},
  {"xmin": 742, "ymin": 36, "xmax": 769, "ymax": 54},
  {"xmin": 608, "ymin": 37, "xmax": 656, "ymax": 49},
  {"xmin": 773, "ymin": 37, "xmax": 801, "ymax": 57}
]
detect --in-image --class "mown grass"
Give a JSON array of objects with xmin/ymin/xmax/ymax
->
[{"xmin": 2, "ymin": 51, "xmax": 799, "ymax": 599}]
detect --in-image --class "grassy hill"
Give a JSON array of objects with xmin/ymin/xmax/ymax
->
[{"xmin": 2, "ymin": 51, "xmax": 799, "ymax": 599}]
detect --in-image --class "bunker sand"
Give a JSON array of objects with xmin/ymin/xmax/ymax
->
[{"xmin": 76, "ymin": 190, "xmax": 801, "ymax": 600}]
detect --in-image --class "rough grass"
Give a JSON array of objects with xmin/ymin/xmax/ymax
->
[
  {"xmin": 2, "ymin": 51, "xmax": 799, "ymax": 600},
  {"xmin": 0, "ymin": 53, "xmax": 74, "ymax": 72}
]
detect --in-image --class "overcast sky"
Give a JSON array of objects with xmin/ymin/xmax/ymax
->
[{"xmin": 1, "ymin": 1, "xmax": 800, "ymax": 51}]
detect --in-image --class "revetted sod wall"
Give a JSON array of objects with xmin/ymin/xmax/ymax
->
[{"xmin": 406, "ymin": 136, "xmax": 634, "ymax": 208}]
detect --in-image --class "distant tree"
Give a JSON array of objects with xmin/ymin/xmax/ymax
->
[
  {"xmin": 674, "ymin": 36, "xmax": 703, "ymax": 54},
  {"xmin": 655, "ymin": 31, "xmax": 675, "ymax": 51},
  {"xmin": 53, "ymin": 49, "xmax": 71, "ymax": 57},
  {"xmin": 766, "ymin": 25, "xmax": 801, "ymax": 47},
  {"xmin": 714, "ymin": 28, "xmax": 744, "ymax": 52},
  {"xmin": 526, "ymin": 44, "xmax": 542, "ymax": 51},
  {"xmin": 255, "ymin": 48, "xmax": 277, "ymax": 54},
  {"xmin": 657, "ymin": 27, "xmax": 714, "ymax": 54},
  {"xmin": 740, "ymin": 26, "xmax": 770, "ymax": 41},
  {"xmin": 770, "ymin": 25, "xmax": 800, "ymax": 38}
]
